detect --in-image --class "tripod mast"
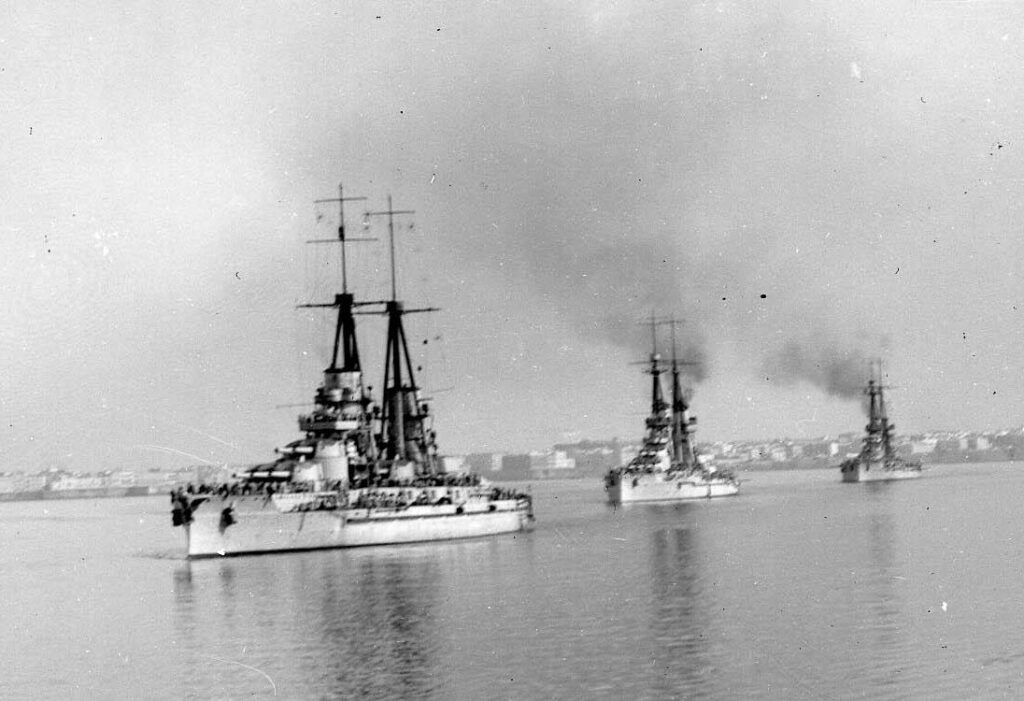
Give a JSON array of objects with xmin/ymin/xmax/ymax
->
[{"xmin": 363, "ymin": 196, "xmax": 439, "ymax": 471}]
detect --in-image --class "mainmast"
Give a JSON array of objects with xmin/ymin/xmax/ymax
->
[
  {"xmin": 364, "ymin": 196, "xmax": 439, "ymax": 474},
  {"xmin": 667, "ymin": 319, "xmax": 698, "ymax": 470}
]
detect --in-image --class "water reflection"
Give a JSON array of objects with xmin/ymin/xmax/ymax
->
[
  {"xmin": 862, "ymin": 511, "xmax": 910, "ymax": 686},
  {"xmin": 861, "ymin": 488, "xmax": 905, "ymax": 629},
  {"xmin": 172, "ymin": 547, "xmax": 448, "ymax": 699},
  {"xmin": 172, "ymin": 563, "xmax": 192, "ymax": 603},
  {"xmin": 648, "ymin": 525, "xmax": 713, "ymax": 699},
  {"xmin": 839, "ymin": 482, "xmax": 913, "ymax": 691},
  {"xmin": 299, "ymin": 550, "xmax": 444, "ymax": 698}
]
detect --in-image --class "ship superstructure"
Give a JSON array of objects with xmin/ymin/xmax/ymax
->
[
  {"xmin": 172, "ymin": 185, "xmax": 532, "ymax": 557},
  {"xmin": 839, "ymin": 363, "xmax": 921, "ymax": 483},
  {"xmin": 604, "ymin": 317, "xmax": 739, "ymax": 504}
]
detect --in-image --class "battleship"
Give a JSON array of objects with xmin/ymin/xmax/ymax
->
[
  {"xmin": 840, "ymin": 364, "xmax": 922, "ymax": 483},
  {"xmin": 604, "ymin": 319, "xmax": 739, "ymax": 504},
  {"xmin": 172, "ymin": 186, "xmax": 533, "ymax": 557}
]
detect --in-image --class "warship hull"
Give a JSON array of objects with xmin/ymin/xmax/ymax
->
[
  {"xmin": 184, "ymin": 491, "xmax": 532, "ymax": 558},
  {"xmin": 607, "ymin": 474, "xmax": 739, "ymax": 504},
  {"xmin": 840, "ymin": 462, "xmax": 921, "ymax": 483}
]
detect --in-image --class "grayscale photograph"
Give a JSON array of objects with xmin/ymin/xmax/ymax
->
[{"xmin": 3, "ymin": 2, "xmax": 1023, "ymax": 698}]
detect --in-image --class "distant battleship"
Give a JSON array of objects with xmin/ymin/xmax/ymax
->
[
  {"xmin": 604, "ymin": 319, "xmax": 739, "ymax": 504},
  {"xmin": 840, "ymin": 364, "xmax": 921, "ymax": 483},
  {"xmin": 172, "ymin": 186, "xmax": 533, "ymax": 557}
]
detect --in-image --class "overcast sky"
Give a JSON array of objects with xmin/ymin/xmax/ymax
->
[{"xmin": 4, "ymin": 1, "xmax": 1024, "ymax": 472}]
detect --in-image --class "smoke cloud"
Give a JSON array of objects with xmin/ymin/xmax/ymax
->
[
  {"xmin": 535, "ymin": 238, "xmax": 712, "ymax": 382},
  {"xmin": 763, "ymin": 340, "xmax": 869, "ymax": 400}
]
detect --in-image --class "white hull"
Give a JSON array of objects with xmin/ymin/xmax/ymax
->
[
  {"xmin": 184, "ymin": 491, "xmax": 532, "ymax": 558},
  {"xmin": 606, "ymin": 473, "xmax": 739, "ymax": 504},
  {"xmin": 840, "ymin": 463, "xmax": 921, "ymax": 483}
]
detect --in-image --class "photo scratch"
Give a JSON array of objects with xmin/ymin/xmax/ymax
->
[{"xmin": 205, "ymin": 655, "xmax": 277, "ymax": 696}]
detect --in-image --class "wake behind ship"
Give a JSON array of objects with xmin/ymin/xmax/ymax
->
[
  {"xmin": 839, "ymin": 365, "xmax": 921, "ymax": 483},
  {"xmin": 172, "ymin": 187, "xmax": 532, "ymax": 558},
  {"xmin": 604, "ymin": 319, "xmax": 739, "ymax": 504}
]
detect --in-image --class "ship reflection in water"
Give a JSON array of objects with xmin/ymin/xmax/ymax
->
[
  {"xmin": 866, "ymin": 512, "xmax": 904, "ymax": 652},
  {"xmin": 172, "ymin": 543, "xmax": 466, "ymax": 698},
  {"xmin": 309, "ymin": 553, "xmax": 441, "ymax": 696},
  {"xmin": 648, "ymin": 525, "xmax": 714, "ymax": 699},
  {"xmin": 855, "ymin": 489, "xmax": 913, "ymax": 688}
]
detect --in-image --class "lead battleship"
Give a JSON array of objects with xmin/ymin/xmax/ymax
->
[
  {"xmin": 172, "ymin": 187, "xmax": 533, "ymax": 557},
  {"xmin": 604, "ymin": 321, "xmax": 739, "ymax": 504},
  {"xmin": 840, "ymin": 365, "xmax": 921, "ymax": 483}
]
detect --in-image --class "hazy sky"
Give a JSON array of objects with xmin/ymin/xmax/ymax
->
[{"xmin": 4, "ymin": 1, "xmax": 1024, "ymax": 472}]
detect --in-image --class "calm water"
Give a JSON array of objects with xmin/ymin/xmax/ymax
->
[{"xmin": 3, "ymin": 464, "xmax": 1024, "ymax": 699}]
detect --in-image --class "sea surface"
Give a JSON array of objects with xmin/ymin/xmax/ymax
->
[{"xmin": 3, "ymin": 463, "xmax": 1024, "ymax": 699}]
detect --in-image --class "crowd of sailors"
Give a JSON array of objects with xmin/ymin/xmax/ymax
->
[
  {"xmin": 349, "ymin": 472, "xmax": 485, "ymax": 489},
  {"xmin": 351, "ymin": 485, "xmax": 526, "ymax": 510},
  {"xmin": 609, "ymin": 463, "xmax": 738, "ymax": 483},
  {"xmin": 172, "ymin": 469, "xmax": 487, "ymax": 499},
  {"xmin": 173, "ymin": 480, "xmax": 342, "ymax": 500},
  {"xmin": 170, "ymin": 471, "xmax": 529, "ymax": 515}
]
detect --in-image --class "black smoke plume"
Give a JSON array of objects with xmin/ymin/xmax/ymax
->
[{"xmin": 762, "ymin": 340, "xmax": 870, "ymax": 400}]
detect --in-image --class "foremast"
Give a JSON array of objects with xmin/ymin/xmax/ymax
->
[
  {"xmin": 642, "ymin": 314, "xmax": 671, "ymax": 447},
  {"xmin": 285, "ymin": 184, "xmax": 378, "ymax": 486},
  {"xmin": 861, "ymin": 361, "xmax": 898, "ymax": 465}
]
